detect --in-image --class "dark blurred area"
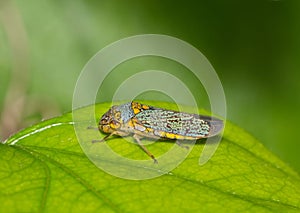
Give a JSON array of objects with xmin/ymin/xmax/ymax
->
[{"xmin": 0, "ymin": 0, "xmax": 299, "ymax": 171}]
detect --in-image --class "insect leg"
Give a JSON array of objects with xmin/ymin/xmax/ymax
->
[
  {"xmin": 133, "ymin": 134, "xmax": 158, "ymax": 164},
  {"xmin": 175, "ymin": 141, "xmax": 189, "ymax": 150},
  {"xmin": 92, "ymin": 132, "xmax": 115, "ymax": 143},
  {"xmin": 92, "ymin": 131, "xmax": 130, "ymax": 143}
]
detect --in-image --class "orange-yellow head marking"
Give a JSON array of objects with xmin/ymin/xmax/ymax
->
[
  {"xmin": 98, "ymin": 106, "xmax": 122, "ymax": 133},
  {"xmin": 99, "ymin": 103, "xmax": 136, "ymax": 134}
]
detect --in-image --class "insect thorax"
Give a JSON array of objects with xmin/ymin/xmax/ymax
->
[{"xmin": 114, "ymin": 102, "xmax": 135, "ymax": 123}]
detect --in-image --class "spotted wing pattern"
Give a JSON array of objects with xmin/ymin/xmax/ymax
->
[{"xmin": 134, "ymin": 107, "xmax": 214, "ymax": 138}]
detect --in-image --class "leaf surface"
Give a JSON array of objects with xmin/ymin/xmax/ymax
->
[{"xmin": 1, "ymin": 102, "xmax": 300, "ymax": 212}]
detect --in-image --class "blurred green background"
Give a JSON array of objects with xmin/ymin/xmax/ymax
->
[{"xmin": 1, "ymin": 0, "xmax": 299, "ymax": 172}]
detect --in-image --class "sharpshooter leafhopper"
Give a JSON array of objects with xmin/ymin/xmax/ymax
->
[{"xmin": 96, "ymin": 102, "xmax": 223, "ymax": 163}]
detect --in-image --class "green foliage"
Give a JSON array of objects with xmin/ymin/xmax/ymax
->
[{"xmin": 1, "ymin": 102, "xmax": 300, "ymax": 212}]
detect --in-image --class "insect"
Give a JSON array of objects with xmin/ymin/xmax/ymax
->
[{"xmin": 95, "ymin": 102, "xmax": 224, "ymax": 163}]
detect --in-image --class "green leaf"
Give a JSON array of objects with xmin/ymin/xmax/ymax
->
[{"xmin": 1, "ymin": 101, "xmax": 300, "ymax": 212}]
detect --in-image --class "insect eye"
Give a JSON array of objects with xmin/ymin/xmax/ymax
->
[
  {"xmin": 100, "ymin": 117, "xmax": 109, "ymax": 125},
  {"xmin": 114, "ymin": 111, "xmax": 121, "ymax": 120}
]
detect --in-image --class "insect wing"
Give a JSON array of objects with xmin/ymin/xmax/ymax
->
[{"xmin": 134, "ymin": 107, "xmax": 223, "ymax": 138}]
